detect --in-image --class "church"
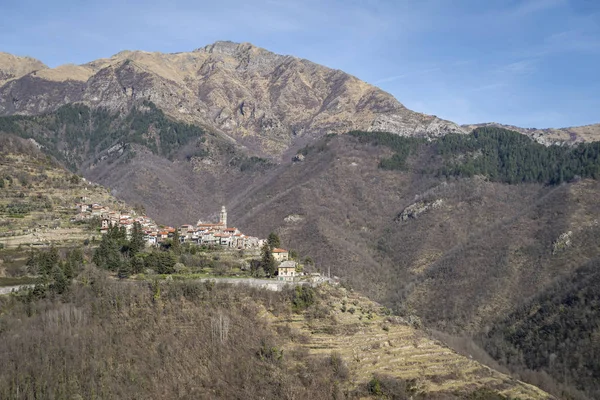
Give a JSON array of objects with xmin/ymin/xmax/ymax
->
[{"xmin": 196, "ymin": 205, "xmax": 228, "ymax": 232}]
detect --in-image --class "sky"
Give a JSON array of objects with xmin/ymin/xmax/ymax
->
[{"xmin": 1, "ymin": 0, "xmax": 599, "ymax": 128}]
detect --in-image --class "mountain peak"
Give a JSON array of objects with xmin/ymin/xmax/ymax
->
[
  {"xmin": 0, "ymin": 52, "xmax": 48, "ymax": 84},
  {"xmin": 195, "ymin": 40, "xmax": 255, "ymax": 56},
  {"xmin": 0, "ymin": 42, "xmax": 465, "ymax": 155}
]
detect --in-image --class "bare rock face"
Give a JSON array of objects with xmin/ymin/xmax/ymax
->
[{"xmin": 0, "ymin": 41, "xmax": 465, "ymax": 157}]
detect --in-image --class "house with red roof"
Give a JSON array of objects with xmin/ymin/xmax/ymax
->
[{"xmin": 272, "ymin": 248, "xmax": 289, "ymax": 262}]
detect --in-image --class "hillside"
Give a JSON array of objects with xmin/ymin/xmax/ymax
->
[
  {"xmin": 482, "ymin": 257, "xmax": 600, "ymax": 399},
  {"xmin": 0, "ymin": 133, "xmax": 134, "ymax": 285},
  {"xmin": 0, "ymin": 270, "xmax": 553, "ymax": 399},
  {"xmin": 222, "ymin": 129, "xmax": 600, "ymax": 399},
  {"xmin": 3, "ymin": 112, "xmax": 600, "ymax": 397},
  {"xmin": 0, "ymin": 133, "xmax": 127, "ymax": 247}
]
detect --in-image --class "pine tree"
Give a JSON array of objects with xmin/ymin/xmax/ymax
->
[
  {"xmin": 267, "ymin": 232, "xmax": 281, "ymax": 249},
  {"xmin": 51, "ymin": 265, "xmax": 68, "ymax": 295},
  {"xmin": 117, "ymin": 262, "xmax": 131, "ymax": 279},
  {"xmin": 62, "ymin": 259, "xmax": 74, "ymax": 280},
  {"xmin": 130, "ymin": 255, "xmax": 145, "ymax": 275}
]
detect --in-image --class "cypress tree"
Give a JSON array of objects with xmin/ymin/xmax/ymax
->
[
  {"xmin": 267, "ymin": 232, "xmax": 281, "ymax": 249},
  {"xmin": 261, "ymin": 242, "xmax": 276, "ymax": 277}
]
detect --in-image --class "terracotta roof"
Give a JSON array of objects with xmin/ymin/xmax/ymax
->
[
  {"xmin": 273, "ymin": 248, "xmax": 288, "ymax": 253},
  {"xmin": 278, "ymin": 261, "xmax": 297, "ymax": 269}
]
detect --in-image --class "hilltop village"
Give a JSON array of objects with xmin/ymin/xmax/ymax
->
[
  {"xmin": 72, "ymin": 202, "xmax": 301, "ymax": 281},
  {"xmin": 75, "ymin": 203, "xmax": 269, "ymax": 250}
]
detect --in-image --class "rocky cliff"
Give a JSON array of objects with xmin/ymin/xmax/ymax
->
[{"xmin": 0, "ymin": 41, "xmax": 464, "ymax": 157}]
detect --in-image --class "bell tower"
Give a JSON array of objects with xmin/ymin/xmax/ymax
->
[{"xmin": 219, "ymin": 205, "xmax": 227, "ymax": 228}]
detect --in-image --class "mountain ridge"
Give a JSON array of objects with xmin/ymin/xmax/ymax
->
[
  {"xmin": 3, "ymin": 41, "xmax": 598, "ymax": 151},
  {"xmin": 463, "ymin": 121, "xmax": 600, "ymax": 146},
  {"xmin": 0, "ymin": 41, "xmax": 466, "ymax": 158}
]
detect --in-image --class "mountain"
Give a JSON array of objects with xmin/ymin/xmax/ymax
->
[
  {"xmin": 463, "ymin": 122, "xmax": 600, "ymax": 146},
  {"xmin": 0, "ymin": 52, "xmax": 47, "ymax": 85},
  {"xmin": 0, "ymin": 41, "xmax": 464, "ymax": 158}
]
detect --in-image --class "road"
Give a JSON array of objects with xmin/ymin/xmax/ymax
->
[
  {"xmin": 0, "ymin": 277, "xmax": 331, "ymax": 295},
  {"xmin": 0, "ymin": 285, "xmax": 32, "ymax": 295},
  {"xmin": 193, "ymin": 277, "xmax": 316, "ymax": 291}
]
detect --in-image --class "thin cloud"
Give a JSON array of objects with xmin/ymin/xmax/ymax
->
[
  {"xmin": 373, "ymin": 74, "xmax": 407, "ymax": 84},
  {"xmin": 374, "ymin": 67, "xmax": 440, "ymax": 85},
  {"xmin": 470, "ymin": 82, "xmax": 507, "ymax": 92},
  {"xmin": 510, "ymin": 0, "xmax": 566, "ymax": 17},
  {"xmin": 497, "ymin": 59, "xmax": 537, "ymax": 75},
  {"xmin": 544, "ymin": 29, "xmax": 600, "ymax": 54}
]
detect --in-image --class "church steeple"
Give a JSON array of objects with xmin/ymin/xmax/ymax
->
[{"xmin": 219, "ymin": 205, "xmax": 227, "ymax": 228}]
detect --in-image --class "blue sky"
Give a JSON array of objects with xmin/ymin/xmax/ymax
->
[{"xmin": 1, "ymin": 0, "xmax": 599, "ymax": 128}]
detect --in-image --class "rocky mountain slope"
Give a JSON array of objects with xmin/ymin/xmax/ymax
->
[{"xmin": 0, "ymin": 41, "xmax": 464, "ymax": 158}]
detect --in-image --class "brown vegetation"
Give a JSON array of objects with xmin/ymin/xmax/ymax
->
[{"xmin": 0, "ymin": 268, "xmax": 550, "ymax": 399}]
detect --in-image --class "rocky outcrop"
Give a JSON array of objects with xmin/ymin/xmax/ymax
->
[
  {"xmin": 0, "ymin": 41, "xmax": 465, "ymax": 157},
  {"xmin": 552, "ymin": 231, "xmax": 573, "ymax": 254},
  {"xmin": 397, "ymin": 199, "xmax": 444, "ymax": 221}
]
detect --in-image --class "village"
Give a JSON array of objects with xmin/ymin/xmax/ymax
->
[{"xmin": 72, "ymin": 202, "xmax": 312, "ymax": 282}]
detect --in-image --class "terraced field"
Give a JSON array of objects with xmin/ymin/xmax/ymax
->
[
  {"xmin": 0, "ymin": 135, "xmax": 122, "ymax": 250},
  {"xmin": 271, "ymin": 286, "xmax": 553, "ymax": 399}
]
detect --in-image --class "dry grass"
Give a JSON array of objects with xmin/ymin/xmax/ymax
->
[{"xmin": 33, "ymin": 64, "xmax": 95, "ymax": 82}]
